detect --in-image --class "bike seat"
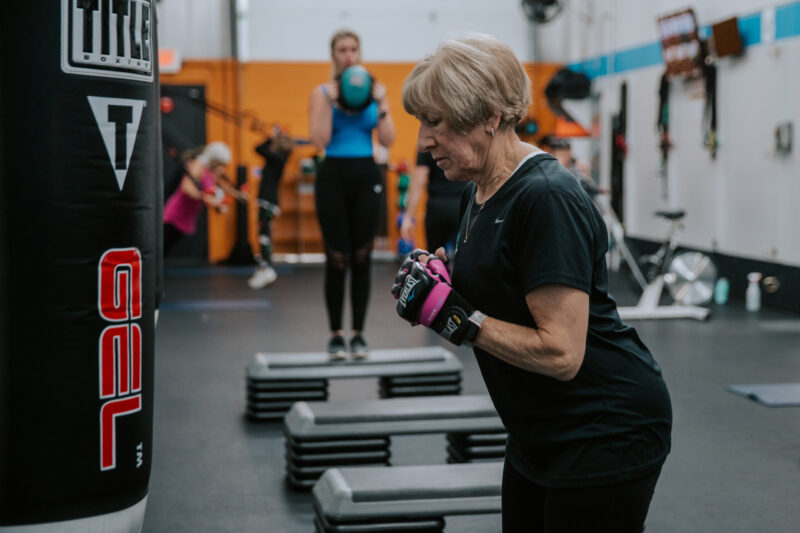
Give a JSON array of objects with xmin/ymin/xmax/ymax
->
[{"xmin": 654, "ymin": 209, "xmax": 685, "ymax": 221}]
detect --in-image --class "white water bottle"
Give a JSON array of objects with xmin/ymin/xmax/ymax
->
[{"xmin": 746, "ymin": 272, "xmax": 762, "ymax": 311}]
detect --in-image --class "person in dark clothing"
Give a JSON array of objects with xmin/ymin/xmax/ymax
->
[
  {"xmin": 400, "ymin": 151, "xmax": 467, "ymax": 256},
  {"xmin": 392, "ymin": 34, "xmax": 671, "ymax": 533},
  {"xmin": 248, "ymin": 131, "xmax": 294, "ymax": 289},
  {"xmin": 309, "ymin": 29, "xmax": 395, "ymax": 360},
  {"xmin": 539, "ymin": 135, "xmax": 607, "ymax": 198}
]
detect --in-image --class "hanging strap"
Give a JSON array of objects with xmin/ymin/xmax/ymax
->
[{"xmin": 703, "ymin": 61, "xmax": 718, "ymax": 159}]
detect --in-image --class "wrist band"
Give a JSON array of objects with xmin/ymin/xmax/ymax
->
[
  {"xmin": 463, "ymin": 310, "xmax": 487, "ymax": 347},
  {"xmin": 379, "ymin": 110, "xmax": 388, "ymax": 120}
]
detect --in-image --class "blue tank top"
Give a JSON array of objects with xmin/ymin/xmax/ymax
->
[{"xmin": 323, "ymin": 86, "xmax": 378, "ymax": 158}]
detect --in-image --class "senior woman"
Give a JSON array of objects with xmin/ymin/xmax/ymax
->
[{"xmin": 392, "ymin": 35, "xmax": 672, "ymax": 532}]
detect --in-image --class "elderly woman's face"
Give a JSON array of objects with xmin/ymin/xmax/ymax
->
[
  {"xmin": 208, "ymin": 162, "xmax": 226, "ymax": 177},
  {"xmin": 416, "ymin": 111, "xmax": 490, "ymax": 182}
]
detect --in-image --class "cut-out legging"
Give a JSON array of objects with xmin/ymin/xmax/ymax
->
[{"xmin": 314, "ymin": 157, "xmax": 382, "ymax": 332}]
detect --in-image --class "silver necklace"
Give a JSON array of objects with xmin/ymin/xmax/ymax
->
[{"xmin": 463, "ymin": 191, "xmax": 484, "ymax": 243}]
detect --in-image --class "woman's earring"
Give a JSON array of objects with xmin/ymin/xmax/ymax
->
[{"xmin": 490, "ymin": 127, "xmax": 495, "ymax": 137}]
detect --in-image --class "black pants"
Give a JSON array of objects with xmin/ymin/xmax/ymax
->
[
  {"xmin": 424, "ymin": 196, "xmax": 461, "ymax": 254},
  {"xmin": 256, "ymin": 166, "xmax": 284, "ymax": 267},
  {"xmin": 502, "ymin": 458, "xmax": 662, "ymax": 533},
  {"xmin": 163, "ymin": 222, "xmax": 185, "ymax": 257},
  {"xmin": 314, "ymin": 157, "xmax": 382, "ymax": 332}
]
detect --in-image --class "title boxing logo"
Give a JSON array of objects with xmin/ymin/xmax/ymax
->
[
  {"xmin": 399, "ymin": 276, "xmax": 419, "ymax": 307},
  {"xmin": 98, "ymin": 248, "xmax": 143, "ymax": 471},
  {"xmin": 88, "ymin": 97, "xmax": 146, "ymax": 191},
  {"xmin": 61, "ymin": 0, "xmax": 153, "ymax": 81}
]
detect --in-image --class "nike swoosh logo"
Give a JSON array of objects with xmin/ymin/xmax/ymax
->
[{"xmin": 494, "ymin": 218, "xmax": 504, "ymax": 224}]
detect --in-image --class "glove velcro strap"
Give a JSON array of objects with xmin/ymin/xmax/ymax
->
[
  {"xmin": 429, "ymin": 292, "xmax": 475, "ymax": 345},
  {"xmin": 418, "ymin": 282, "xmax": 452, "ymax": 327}
]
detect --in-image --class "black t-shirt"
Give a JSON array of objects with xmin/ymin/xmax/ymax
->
[
  {"xmin": 451, "ymin": 152, "xmax": 672, "ymax": 488},
  {"xmin": 417, "ymin": 151, "xmax": 467, "ymax": 203}
]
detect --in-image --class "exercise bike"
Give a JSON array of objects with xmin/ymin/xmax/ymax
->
[{"xmin": 599, "ymin": 197, "xmax": 717, "ymax": 321}]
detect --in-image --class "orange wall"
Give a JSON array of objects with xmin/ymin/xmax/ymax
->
[
  {"xmin": 160, "ymin": 60, "xmax": 241, "ymax": 263},
  {"xmin": 161, "ymin": 60, "xmax": 561, "ymax": 260}
]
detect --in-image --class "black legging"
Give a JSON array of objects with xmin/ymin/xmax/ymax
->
[
  {"xmin": 256, "ymin": 147, "xmax": 288, "ymax": 266},
  {"xmin": 502, "ymin": 457, "xmax": 662, "ymax": 533},
  {"xmin": 163, "ymin": 222, "xmax": 185, "ymax": 257},
  {"xmin": 314, "ymin": 157, "xmax": 382, "ymax": 332}
]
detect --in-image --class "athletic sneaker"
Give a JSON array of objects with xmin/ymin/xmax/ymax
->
[
  {"xmin": 248, "ymin": 265, "xmax": 277, "ymax": 289},
  {"xmin": 349, "ymin": 334, "xmax": 369, "ymax": 360},
  {"xmin": 327, "ymin": 335, "xmax": 348, "ymax": 361}
]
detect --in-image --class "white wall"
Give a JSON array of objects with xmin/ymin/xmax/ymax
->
[
  {"xmin": 539, "ymin": 0, "xmax": 800, "ymax": 266},
  {"xmin": 238, "ymin": 0, "xmax": 534, "ymax": 62},
  {"xmin": 155, "ymin": 0, "xmax": 800, "ymax": 266},
  {"xmin": 156, "ymin": 0, "xmax": 535, "ymax": 61},
  {"xmin": 538, "ymin": 0, "xmax": 782, "ymax": 63},
  {"xmin": 157, "ymin": 0, "xmax": 231, "ymax": 58}
]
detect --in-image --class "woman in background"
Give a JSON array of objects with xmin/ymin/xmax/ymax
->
[
  {"xmin": 400, "ymin": 150, "xmax": 467, "ymax": 257},
  {"xmin": 162, "ymin": 144, "xmax": 230, "ymax": 256},
  {"xmin": 309, "ymin": 29, "xmax": 395, "ymax": 360}
]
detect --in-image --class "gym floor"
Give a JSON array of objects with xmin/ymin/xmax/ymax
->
[{"xmin": 143, "ymin": 260, "xmax": 800, "ymax": 533}]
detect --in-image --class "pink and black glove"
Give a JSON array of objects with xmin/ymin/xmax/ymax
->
[
  {"xmin": 391, "ymin": 249, "xmax": 451, "ymax": 299},
  {"xmin": 391, "ymin": 249, "xmax": 429, "ymax": 299},
  {"xmin": 392, "ymin": 260, "xmax": 479, "ymax": 346}
]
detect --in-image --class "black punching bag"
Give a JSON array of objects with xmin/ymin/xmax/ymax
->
[{"xmin": 1, "ymin": 1, "xmax": 161, "ymax": 531}]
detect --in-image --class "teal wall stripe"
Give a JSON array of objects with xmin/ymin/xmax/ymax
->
[
  {"xmin": 569, "ymin": 1, "xmax": 800, "ymax": 79},
  {"xmin": 776, "ymin": 3, "xmax": 800, "ymax": 39},
  {"xmin": 737, "ymin": 13, "xmax": 762, "ymax": 46},
  {"xmin": 569, "ymin": 56, "xmax": 608, "ymax": 78},
  {"xmin": 610, "ymin": 42, "xmax": 663, "ymax": 74}
]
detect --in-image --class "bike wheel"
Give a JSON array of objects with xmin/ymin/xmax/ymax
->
[{"xmin": 665, "ymin": 251, "xmax": 717, "ymax": 306}]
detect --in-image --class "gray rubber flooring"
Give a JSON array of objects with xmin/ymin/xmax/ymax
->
[{"xmin": 142, "ymin": 261, "xmax": 800, "ymax": 533}]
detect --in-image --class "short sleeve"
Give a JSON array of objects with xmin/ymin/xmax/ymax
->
[
  {"xmin": 416, "ymin": 151, "xmax": 435, "ymax": 169},
  {"xmin": 516, "ymin": 190, "xmax": 596, "ymax": 294}
]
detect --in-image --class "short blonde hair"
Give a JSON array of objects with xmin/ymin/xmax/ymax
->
[{"xmin": 403, "ymin": 34, "xmax": 531, "ymax": 134}]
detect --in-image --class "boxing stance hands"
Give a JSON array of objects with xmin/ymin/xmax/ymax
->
[
  {"xmin": 323, "ymin": 81, "xmax": 339, "ymax": 103},
  {"xmin": 391, "ymin": 249, "xmax": 481, "ymax": 346},
  {"xmin": 372, "ymin": 81, "xmax": 387, "ymax": 105}
]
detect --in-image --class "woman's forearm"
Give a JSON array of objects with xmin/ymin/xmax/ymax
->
[
  {"xmin": 473, "ymin": 316, "xmax": 584, "ymax": 381},
  {"xmin": 309, "ymin": 89, "xmax": 333, "ymax": 150},
  {"xmin": 376, "ymin": 102, "xmax": 395, "ymax": 147},
  {"xmin": 180, "ymin": 176, "xmax": 203, "ymax": 199},
  {"xmin": 404, "ymin": 167, "xmax": 428, "ymax": 226}
]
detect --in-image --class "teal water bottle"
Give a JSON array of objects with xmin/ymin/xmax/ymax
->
[{"xmin": 714, "ymin": 277, "xmax": 730, "ymax": 305}]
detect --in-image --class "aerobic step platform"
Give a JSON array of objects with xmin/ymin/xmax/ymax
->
[
  {"xmin": 312, "ymin": 463, "xmax": 502, "ymax": 533},
  {"xmin": 246, "ymin": 347, "xmax": 463, "ymax": 420},
  {"xmin": 283, "ymin": 394, "xmax": 506, "ymax": 489}
]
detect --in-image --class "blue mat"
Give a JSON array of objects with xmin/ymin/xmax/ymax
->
[
  {"xmin": 160, "ymin": 299, "xmax": 272, "ymax": 312},
  {"xmin": 727, "ymin": 383, "xmax": 800, "ymax": 407},
  {"xmin": 164, "ymin": 265, "xmax": 293, "ymax": 277},
  {"xmin": 165, "ymin": 266, "xmax": 257, "ymax": 277}
]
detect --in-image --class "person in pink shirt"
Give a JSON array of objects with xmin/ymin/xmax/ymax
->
[{"xmin": 163, "ymin": 143, "xmax": 231, "ymax": 256}]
